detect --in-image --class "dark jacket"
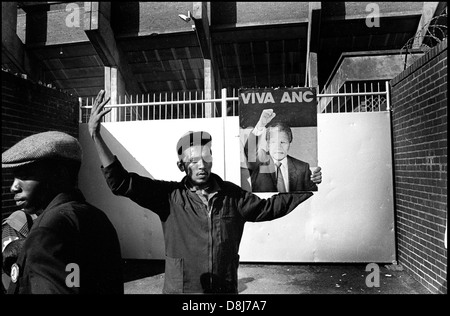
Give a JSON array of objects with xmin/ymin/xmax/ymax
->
[
  {"xmin": 244, "ymin": 131, "xmax": 318, "ymax": 192},
  {"xmin": 102, "ymin": 157, "xmax": 312, "ymax": 293},
  {"xmin": 7, "ymin": 189, "xmax": 123, "ymax": 294}
]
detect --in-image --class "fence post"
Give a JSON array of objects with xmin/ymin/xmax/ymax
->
[
  {"xmin": 221, "ymin": 88, "xmax": 227, "ymax": 180},
  {"xmin": 78, "ymin": 97, "xmax": 83, "ymax": 123},
  {"xmin": 221, "ymin": 88, "xmax": 227, "ymax": 118},
  {"xmin": 385, "ymin": 81, "xmax": 391, "ymax": 111}
]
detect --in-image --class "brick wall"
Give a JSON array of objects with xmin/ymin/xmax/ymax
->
[
  {"xmin": 2, "ymin": 70, "xmax": 79, "ymax": 218},
  {"xmin": 390, "ymin": 39, "xmax": 447, "ymax": 294}
]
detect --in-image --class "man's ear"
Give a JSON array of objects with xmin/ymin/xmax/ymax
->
[{"xmin": 177, "ymin": 161, "xmax": 185, "ymax": 172}]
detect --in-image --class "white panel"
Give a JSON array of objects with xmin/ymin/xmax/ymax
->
[
  {"xmin": 79, "ymin": 112, "xmax": 396, "ymax": 262},
  {"xmin": 238, "ymin": 112, "xmax": 396, "ymax": 262}
]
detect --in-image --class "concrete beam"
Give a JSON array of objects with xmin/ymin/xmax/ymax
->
[
  {"xmin": 2, "ymin": 2, "xmax": 40, "ymax": 79},
  {"xmin": 192, "ymin": 2, "xmax": 222, "ymax": 117},
  {"xmin": 318, "ymin": 52, "xmax": 425, "ymax": 113},
  {"xmin": 2, "ymin": 2, "xmax": 25, "ymax": 72},
  {"xmin": 305, "ymin": 2, "xmax": 321, "ymax": 88},
  {"xmin": 104, "ymin": 66, "xmax": 127, "ymax": 122},
  {"xmin": 83, "ymin": 2, "xmax": 141, "ymax": 97},
  {"xmin": 412, "ymin": 2, "xmax": 442, "ymax": 48}
]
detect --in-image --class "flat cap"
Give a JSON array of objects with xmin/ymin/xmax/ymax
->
[
  {"xmin": 2, "ymin": 131, "xmax": 82, "ymax": 169},
  {"xmin": 176, "ymin": 131, "xmax": 212, "ymax": 156}
]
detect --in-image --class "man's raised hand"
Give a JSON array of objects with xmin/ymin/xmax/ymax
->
[{"xmin": 88, "ymin": 90, "xmax": 111, "ymax": 139}]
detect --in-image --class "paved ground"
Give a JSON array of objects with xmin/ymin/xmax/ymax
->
[{"xmin": 123, "ymin": 260, "xmax": 432, "ymax": 294}]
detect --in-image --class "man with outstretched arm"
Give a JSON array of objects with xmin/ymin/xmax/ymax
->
[{"xmin": 89, "ymin": 90, "xmax": 322, "ymax": 294}]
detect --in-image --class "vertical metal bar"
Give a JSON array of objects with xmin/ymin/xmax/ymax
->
[
  {"xmin": 177, "ymin": 91, "xmax": 180, "ymax": 119},
  {"xmin": 130, "ymin": 95, "xmax": 133, "ymax": 121},
  {"xmin": 221, "ymin": 88, "xmax": 227, "ymax": 118},
  {"xmin": 221, "ymin": 88, "xmax": 227, "ymax": 179},
  {"xmin": 330, "ymin": 86, "xmax": 333, "ymax": 114},
  {"xmin": 377, "ymin": 81, "xmax": 381, "ymax": 112},
  {"xmin": 182, "ymin": 91, "xmax": 184, "ymax": 119},
  {"xmin": 165, "ymin": 92, "xmax": 168, "ymax": 120},
  {"xmin": 188, "ymin": 91, "xmax": 191, "ymax": 118},
  {"xmin": 364, "ymin": 82, "xmax": 367, "ymax": 112},
  {"xmin": 350, "ymin": 83, "xmax": 354, "ymax": 112},
  {"xmin": 370, "ymin": 82, "xmax": 373, "ymax": 112},
  {"xmin": 159, "ymin": 93, "xmax": 161, "ymax": 120},
  {"xmin": 213, "ymin": 89, "xmax": 216, "ymax": 117},
  {"xmin": 233, "ymin": 88, "xmax": 236, "ymax": 116},
  {"xmin": 171, "ymin": 92, "xmax": 174, "ymax": 119},
  {"xmin": 195, "ymin": 91, "xmax": 198, "ymax": 118},
  {"xmin": 201, "ymin": 90, "xmax": 204, "ymax": 118},
  {"xmin": 357, "ymin": 83, "xmax": 361, "ymax": 113},
  {"xmin": 337, "ymin": 85, "xmax": 340, "ymax": 113},
  {"xmin": 78, "ymin": 97, "xmax": 82, "ymax": 123},
  {"xmin": 385, "ymin": 81, "xmax": 391, "ymax": 111},
  {"xmin": 150, "ymin": 93, "xmax": 152, "ymax": 120},
  {"xmin": 344, "ymin": 83, "xmax": 347, "ymax": 113},
  {"xmin": 152, "ymin": 93, "xmax": 155, "ymax": 120}
]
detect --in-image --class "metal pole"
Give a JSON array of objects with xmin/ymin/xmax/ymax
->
[
  {"xmin": 78, "ymin": 97, "xmax": 83, "ymax": 123},
  {"xmin": 221, "ymin": 88, "xmax": 227, "ymax": 180},
  {"xmin": 385, "ymin": 80, "xmax": 391, "ymax": 111},
  {"xmin": 221, "ymin": 88, "xmax": 227, "ymax": 118}
]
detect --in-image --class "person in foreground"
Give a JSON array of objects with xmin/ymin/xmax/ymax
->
[
  {"xmin": 2, "ymin": 131, "xmax": 124, "ymax": 294},
  {"xmin": 89, "ymin": 90, "xmax": 322, "ymax": 294}
]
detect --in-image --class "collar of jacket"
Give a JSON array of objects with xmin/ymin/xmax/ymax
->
[
  {"xmin": 182, "ymin": 173, "xmax": 223, "ymax": 194},
  {"xmin": 44, "ymin": 188, "xmax": 86, "ymax": 211}
]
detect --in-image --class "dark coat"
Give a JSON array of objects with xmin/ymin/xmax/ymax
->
[
  {"xmin": 102, "ymin": 157, "xmax": 312, "ymax": 293},
  {"xmin": 249, "ymin": 154, "xmax": 318, "ymax": 192},
  {"xmin": 7, "ymin": 189, "xmax": 123, "ymax": 294}
]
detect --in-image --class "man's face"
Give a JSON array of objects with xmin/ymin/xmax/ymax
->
[
  {"xmin": 267, "ymin": 128, "xmax": 291, "ymax": 161},
  {"xmin": 181, "ymin": 145, "xmax": 213, "ymax": 186},
  {"xmin": 10, "ymin": 164, "xmax": 51, "ymax": 214}
]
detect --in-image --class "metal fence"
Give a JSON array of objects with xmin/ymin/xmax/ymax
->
[
  {"xmin": 317, "ymin": 80, "xmax": 390, "ymax": 113},
  {"xmin": 79, "ymin": 88, "xmax": 239, "ymax": 123},
  {"xmin": 79, "ymin": 82, "xmax": 390, "ymax": 123}
]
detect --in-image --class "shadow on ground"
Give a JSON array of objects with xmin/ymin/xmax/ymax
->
[
  {"xmin": 123, "ymin": 259, "xmax": 165, "ymax": 283},
  {"xmin": 122, "ymin": 260, "xmax": 432, "ymax": 294}
]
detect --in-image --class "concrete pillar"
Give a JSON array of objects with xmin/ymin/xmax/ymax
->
[
  {"xmin": 204, "ymin": 59, "xmax": 214, "ymax": 117},
  {"xmin": 105, "ymin": 66, "xmax": 126, "ymax": 122},
  {"xmin": 2, "ymin": 2, "xmax": 25, "ymax": 73}
]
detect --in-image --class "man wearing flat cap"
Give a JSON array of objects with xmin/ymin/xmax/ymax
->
[
  {"xmin": 89, "ymin": 90, "xmax": 322, "ymax": 294},
  {"xmin": 2, "ymin": 131, "xmax": 123, "ymax": 294}
]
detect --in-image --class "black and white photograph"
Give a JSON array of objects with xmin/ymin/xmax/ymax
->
[{"xmin": 1, "ymin": 1, "xmax": 447, "ymax": 305}]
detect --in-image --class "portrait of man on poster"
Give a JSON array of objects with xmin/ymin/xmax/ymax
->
[{"xmin": 239, "ymin": 88, "xmax": 320, "ymax": 193}]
